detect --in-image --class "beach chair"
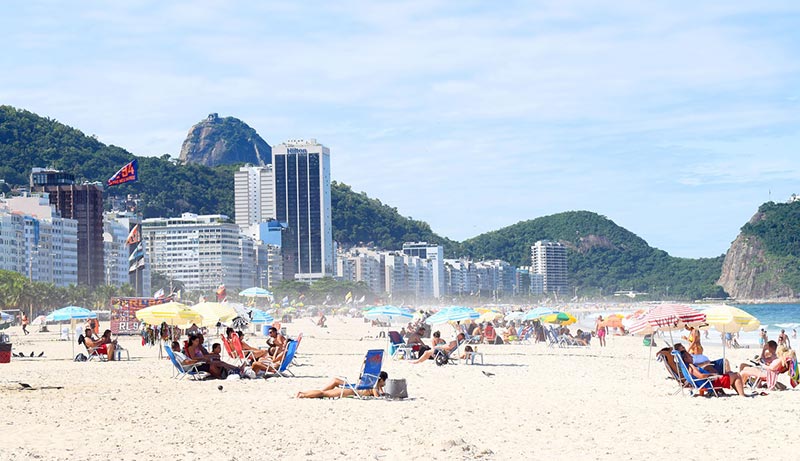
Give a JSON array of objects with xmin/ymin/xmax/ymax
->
[
  {"xmin": 231, "ymin": 334, "xmax": 255, "ymax": 363},
  {"xmin": 220, "ymin": 334, "xmax": 243, "ymax": 364},
  {"xmin": 268, "ymin": 339, "xmax": 300, "ymax": 378},
  {"xmin": 671, "ymin": 350, "xmax": 722, "ymax": 397},
  {"xmin": 546, "ymin": 327, "xmax": 568, "ymax": 348},
  {"xmin": 433, "ymin": 340, "xmax": 465, "ymax": 366},
  {"xmin": 337, "ymin": 349, "xmax": 384, "ymax": 399},
  {"xmin": 164, "ymin": 345, "xmax": 208, "ymax": 380},
  {"xmin": 656, "ymin": 350, "xmax": 686, "ymax": 395},
  {"xmin": 745, "ymin": 359, "xmax": 793, "ymax": 392},
  {"xmin": 388, "ymin": 331, "xmax": 414, "ymax": 360}
]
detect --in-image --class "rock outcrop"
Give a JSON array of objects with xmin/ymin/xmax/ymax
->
[
  {"xmin": 717, "ymin": 234, "xmax": 795, "ymax": 300},
  {"xmin": 179, "ymin": 113, "xmax": 271, "ymax": 167}
]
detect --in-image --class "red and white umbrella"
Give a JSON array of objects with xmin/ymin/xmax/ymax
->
[{"xmin": 629, "ymin": 303, "xmax": 706, "ymax": 335}]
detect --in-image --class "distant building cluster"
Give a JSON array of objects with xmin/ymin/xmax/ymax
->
[{"xmin": 1, "ymin": 144, "xmax": 570, "ymax": 299}]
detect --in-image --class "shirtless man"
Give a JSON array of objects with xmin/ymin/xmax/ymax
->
[
  {"xmin": 266, "ymin": 327, "xmax": 287, "ymax": 363},
  {"xmin": 778, "ymin": 329, "xmax": 791, "ymax": 349},
  {"xmin": 84, "ymin": 328, "xmax": 117, "ymax": 361},
  {"xmin": 413, "ymin": 333, "xmax": 465, "ymax": 364}
]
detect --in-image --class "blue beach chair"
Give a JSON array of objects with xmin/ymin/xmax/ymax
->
[
  {"xmin": 164, "ymin": 345, "xmax": 208, "ymax": 380},
  {"xmin": 338, "ymin": 349, "xmax": 384, "ymax": 399},
  {"xmin": 270, "ymin": 339, "xmax": 300, "ymax": 377},
  {"xmin": 671, "ymin": 350, "xmax": 722, "ymax": 396}
]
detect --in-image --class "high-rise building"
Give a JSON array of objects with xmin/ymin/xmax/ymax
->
[
  {"xmin": 531, "ymin": 240, "xmax": 568, "ymax": 294},
  {"xmin": 142, "ymin": 213, "xmax": 256, "ymax": 292},
  {"xmin": 30, "ymin": 168, "xmax": 105, "ymax": 287},
  {"xmin": 0, "ymin": 194, "xmax": 79, "ymax": 286},
  {"xmin": 272, "ymin": 139, "xmax": 333, "ymax": 281},
  {"xmin": 402, "ymin": 242, "xmax": 444, "ymax": 299},
  {"xmin": 234, "ymin": 165, "xmax": 275, "ymax": 228}
]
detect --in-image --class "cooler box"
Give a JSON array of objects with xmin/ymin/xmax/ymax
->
[{"xmin": 0, "ymin": 340, "xmax": 11, "ymax": 364}]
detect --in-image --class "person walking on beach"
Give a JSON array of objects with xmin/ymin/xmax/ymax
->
[
  {"xmin": 778, "ymin": 329, "xmax": 791, "ymax": 349},
  {"xmin": 20, "ymin": 313, "xmax": 29, "ymax": 335},
  {"xmin": 595, "ymin": 316, "xmax": 607, "ymax": 347},
  {"xmin": 682, "ymin": 325, "xmax": 703, "ymax": 355}
]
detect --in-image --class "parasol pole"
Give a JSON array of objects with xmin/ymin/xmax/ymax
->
[{"xmin": 647, "ymin": 326, "xmax": 654, "ymax": 377}]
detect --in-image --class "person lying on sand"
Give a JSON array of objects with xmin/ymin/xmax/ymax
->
[
  {"xmin": 296, "ymin": 371, "xmax": 388, "ymax": 399},
  {"xmin": 681, "ymin": 350, "xmax": 747, "ymax": 396},
  {"xmin": 413, "ymin": 334, "xmax": 465, "ymax": 364}
]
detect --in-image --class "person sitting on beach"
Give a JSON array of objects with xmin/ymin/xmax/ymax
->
[
  {"xmin": 296, "ymin": 371, "xmax": 388, "ymax": 399},
  {"xmin": 171, "ymin": 341, "xmax": 213, "ymax": 375},
  {"xmin": 740, "ymin": 340, "xmax": 779, "ymax": 371},
  {"xmin": 413, "ymin": 333, "xmax": 465, "ymax": 364},
  {"xmin": 430, "ymin": 330, "xmax": 445, "ymax": 348},
  {"xmin": 406, "ymin": 327, "xmax": 429, "ymax": 359},
  {"xmin": 681, "ymin": 350, "xmax": 747, "ymax": 396},
  {"xmin": 502, "ymin": 323, "xmax": 518, "ymax": 343},
  {"xmin": 482, "ymin": 323, "xmax": 496, "ymax": 344},
  {"xmin": 266, "ymin": 327, "xmax": 287, "ymax": 363},
  {"xmin": 674, "ymin": 343, "xmax": 728, "ymax": 374},
  {"xmin": 235, "ymin": 330, "xmax": 268, "ymax": 360},
  {"xmin": 186, "ymin": 334, "xmax": 240, "ymax": 378},
  {"xmin": 740, "ymin": 345, "xmax": 795, "ymax": 390},
  {"xmin": 83, "ymin": 328, "xmax": 117, "ymax": 361}
]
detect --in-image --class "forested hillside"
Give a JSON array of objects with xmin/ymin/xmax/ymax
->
[{"xmin": 462, "ymin": 211, "xmax": 726, "ymax": 299}]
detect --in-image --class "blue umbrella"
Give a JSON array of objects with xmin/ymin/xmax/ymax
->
[
  {"xmin": 46, "ymin": 306, "xmax": 97, "ymax": 322},
  {"xmin": 364, "ymin": 305, "xmax": 413, "ymax": 323},
  {"xmin": 523, "ymin": 306, "xmax": 558, "ymax": 321},
  {"xmin": 425, "ymin": 306, "xmax": 479, "ymax": 325},
  {"xmin": 250, "ymin": 309, "xmax": 275, "ymax": 324},
  {"xmin": 239, "ymin": 287, "xmax": 273, "ymax": 298}
]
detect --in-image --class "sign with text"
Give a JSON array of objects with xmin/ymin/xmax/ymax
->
[{"xmin": 110, "ymin": 297, "xmax": 168, "ymax": 335}]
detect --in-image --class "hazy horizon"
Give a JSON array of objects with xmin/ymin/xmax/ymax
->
[{"xmin": 2, "ymin": 1, "xmax": 799, "ymax": 258}]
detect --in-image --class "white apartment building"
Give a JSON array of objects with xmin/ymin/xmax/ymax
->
[
  {"xmin": 254, "ymin": 242, "xmax": 283, "ymax": 289},
  {"xmin": 142, "ymin": 213, "xmax": 256, "ymax": 292},
  {"xmin": 531, "ymin": 240, "xmax": 568, "ymax": 294},
  {"xmin": 0, "ymin": 194, "xmax": 78, "ymax": 286},
  {"xmin": 234, "ymin": 165, "xmax": 275, "ymax": 228},
  {"xmin": 402, "ymin": 242, "xmax": 444, "ymax": 298},
  {"xmin": 337, "ymin": 247, "xmax": 384, "ymax": 294}
]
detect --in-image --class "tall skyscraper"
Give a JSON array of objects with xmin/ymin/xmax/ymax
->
[
  {"xmin": 531, "ymin": 240, "xmax": 568, "ymax": 295},
  {"xmin": 402, "ymin": 242, "xmax": 444, "ymax": 298},
  {"xmin": 234, "ymin": 165, "xmax": 275, "ymax": 228},
  {"xmin": 30, "ymin": 168, "xmax": 105, "ymax": 287},
  {"xmin": 272, "ymin": 139, "xmax": 333, "ymax": 281}
]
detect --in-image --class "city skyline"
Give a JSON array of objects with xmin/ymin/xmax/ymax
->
[{"xmin": 2, "ymin": 2, "xmax": 799, "ymax": 258}]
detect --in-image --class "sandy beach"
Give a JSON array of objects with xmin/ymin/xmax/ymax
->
[{"xmin": 2, "ymin": 317, "xmax": 800, "ymax": 461}]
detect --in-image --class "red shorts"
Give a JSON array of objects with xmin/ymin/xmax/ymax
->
[
  {"xmin": 711, "ymin": 374, "xmax": 731, "ymax": 389},
  {"xmin": 95, "ymin": 344, "xmax": 108, "ymax": 355}
]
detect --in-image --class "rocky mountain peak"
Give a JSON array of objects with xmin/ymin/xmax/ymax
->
[{"xmin": 179, "ymin": 114, "xmax": 271, "ymax": 167}]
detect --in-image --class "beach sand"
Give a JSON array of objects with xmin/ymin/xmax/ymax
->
[{"xmin": 1, "ymin": 317, "xmax": 800, "ymax": 460}]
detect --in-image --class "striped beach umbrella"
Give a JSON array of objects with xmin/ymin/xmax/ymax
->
[
  {"xmin": 523, "ymin": 306, "xmax": 557, "ymax": 321},
  {"xmin": 425, "ymin": 306, "xmax": 479, "ymax": 325},
  {"xmin": 628, "ymin": 304, "xmax": 706, "ymax": 335}
]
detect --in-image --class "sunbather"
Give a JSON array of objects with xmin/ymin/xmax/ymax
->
[
  {"xmin": 83, "ymin": 328, "xmax": 117, "ymax": 361},
  {"xmin": 740, "ymin": 345, "xmax": 795, "ymax": 390},
  {"xmin": 680, "ymin": 350, "xmax": 747, "ymax": 396},
  {"xmin": 296, "ymin": 371, "xmax": 388, "ymax": 399},
  {"xmin": 171, "ymin": 341, "xmax": 212, "ymax": 374},
  {"xmin": 674, "ymin": 343, "xmax": 728, "ymax": 374},
  {"xmin": 413, "ymin": 333, "xmax": 465, "ymax": 364},
  {"xmin": 235, "ymin": 330, "xmax": 268, "ymax": 360},
  {"xmin": 266, "ymin": 327, "xmax": 287, "ymax": 362},
  {"xmin": 502, "ymin": 324, "xmax": 518, "ymax": 343},
  {"xmin": 187, "ymin": 334, "xmax": 239, "ymax": 378},
  {"xmin": 740, "ymin": 340, "xmax": 778, "ymax": 371}
]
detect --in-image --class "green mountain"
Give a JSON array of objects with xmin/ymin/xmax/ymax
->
[
  {"xmin": 179, "ymin": 113, "xmax": 271, "ymax": 167},
  {"xmin": 0, "ymin": 105, "xmax": 452, "ymax": 251},
  {"xmin": 461, "ymin": 211, "xmax": 726, "ymax": 300}
]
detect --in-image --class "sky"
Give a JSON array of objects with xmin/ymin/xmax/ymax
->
[{"xmin": 2, "ymin": 1, "xmax": 799, "ymax": 258}]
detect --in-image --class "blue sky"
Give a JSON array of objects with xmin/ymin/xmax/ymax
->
[{"xmin": 2, "ymin": 1, "xmax": 799, "ymax": 258}]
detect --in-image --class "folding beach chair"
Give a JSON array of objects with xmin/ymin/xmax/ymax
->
[
  {"xmin": 656, "ymin": 350, "xmax": 686, "ymax": 395},
  {"xmin": 338, "ymin": 349, "xmax": 384, "ymax": 399},
  {"xmin": 671, "ymin": 350, "xmax": 722, "ymax": 397},
  {"xmin": 269, "ymin": 339, "xmax": 300, "ymax": 378},
  {"xmin": 164, "ymin": 345, "xmax": 208, "ymax": 380},
  {"xmin": 388, "ymin": 331, "xmax": 414, "ymax": 360},
  {"xmin": 433, "ymin": 340, "xmax": 465, "ymax": 366},
  {"xmin": 231, "ymin": 333, "xmax": 255, "ymax": 363}
]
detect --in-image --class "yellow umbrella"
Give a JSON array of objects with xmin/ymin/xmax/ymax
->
[
  {"xmin": 190, "ymin": 302, "xmax": 237, "ymax": 327},
  {"xmin": 135, "ymin": 301, "xmax": 202, "ymax": 327},
  {"xmin": 475, "ymin": 307, "xmax": 493, "ymax": 314},
  {"xmin": 702, "ymin": 304, "xmax": 760, "ymax": 333},
  {"xmin": 541, "ymin": 312, "xmax": 577, "ymax": 325},
  {"xmin": 478, "ymin": 311, "xmax": 503, "ymax": 323}
]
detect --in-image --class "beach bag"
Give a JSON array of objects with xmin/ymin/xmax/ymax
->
[
  {"xmin": 385, "ymin": 378, "xmax": 408, "ymax": 399},
  {"xmin": 74, "ymin": 353, "xmax": 87, "ymax": 362}
]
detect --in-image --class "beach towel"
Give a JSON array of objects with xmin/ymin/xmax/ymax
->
[{"xmin": 790, "ymin": 360, "xmax": 799, "ymax": 388}]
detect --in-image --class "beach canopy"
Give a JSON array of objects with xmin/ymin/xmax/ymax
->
[
  {"xmin": 239, "ymin": 287, "xmax": 273, "ymax": 298},
  {"xmin": 478, "ymin": 310, "xmax": 503, "ymax": 323},
  {"xmin": 190, "ymin": 302, "xmax": 237, "ymax": 327},
  {"xmin": 46, "ymin": 306, "xmax": 97, "ymax": 322},
  {"xmin": 364, "ymin": 305, "xmax": 413, "ymax": 323},
  {"xmin": 425, "ymin": 306, "xmax": 479, "ymax": 325},
  {"xmin": 600, "ymin": 314, "xmax": 625, "ymax": 329},
  {"xmin": 135, "ymin": 301, "xmax": 201, "ymax": 327},
  {"xmin": 628, "ymin": 304, "xmax": 706, "ymax": 335},
  {"xmin": 504, "ymin": 311, "xmax": 526, "ymax": 322}
]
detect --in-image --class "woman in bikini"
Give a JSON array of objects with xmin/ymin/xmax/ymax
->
[
  {"xmin": 296, "ymin": 371, "xmax": 388, "ymax": 399},
  {"xmin": 187, "ymin": 334, "xmax": 239, "ymax": 379},
  {"xmin": 683, "ymin": 326, "xmax": 703, "ymax": 355}
]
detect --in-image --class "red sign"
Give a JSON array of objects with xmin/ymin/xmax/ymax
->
[{"xmin": 110, "ymin": 297, "xmax": 168, "ymax": 335}]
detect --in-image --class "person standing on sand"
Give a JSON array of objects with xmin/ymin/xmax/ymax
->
[
  {"xmin": 21, "ymin": 313, "xmax": 29, "ymax": 335},
  {"xmin": 682, "ymin": 325, "xmax": 703, "ymax": 355},
  {"xmin": 595, "ymin": 316, "xmax": 606, "ymax": 347}
]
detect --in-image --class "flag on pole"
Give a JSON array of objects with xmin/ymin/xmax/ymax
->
[
  {"xmin": 345, "ymin": 291, "xmax": 353, "ymax": 304},
  {"xmin": 153, "ymin": 288, "xmax": 165, "ymax": 299},
  {"xmin": 128, "ymin": 258, "xmax": 145, "ymax": 273},
  {"xmin": 128, "ymin": 243, "xmax": 144, "ymax": 262},
  {"xmin": 125, "ymin": 224, "xmax": 141, "ymax": 245},
  {"xmin": 107, "ymin": 159, "xmax": 138, "ymax": 186}
]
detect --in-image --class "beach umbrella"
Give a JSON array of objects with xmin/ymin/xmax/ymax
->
[
  {"xmin": 30, "ymin": 314, "xmax": 47, "ymax": 326},
  {"xmin": 541, "ymin": 312, "xmax": 577, "ymax": 325},
  {"xmin": 364, "ymin": 305, "xmax": 413, "ymax": 323},
  {"xmin": 425, "ymin": 306, "xmax": 479, "ymax": 325},
  {"xmin": 239, "ymin": 287, "xmax": 273, "ymax": 298},
  {"xmin": 250, "ymin": 309, "xmax": 275, "ymax": 324},
  {"xmin": 135, "ymin": 301, "xmax": 200, "ymax": 327},
  {"xmin": 628, "ymin": 303, "xmax": 706, "ymax": 375},
  {"xmin": 600, "ymin": 314, "xmax": 625, "ymax": 329},
  {"xmin": 478, "ymin": 310, "xmax": 503, "ymax": 323},
  {"xmin": 1, "ymin": 311, "xmax": 12, "ymax": 322},
  {"xmin": 700, "ymin": 304, "xmax": 760, "ymax": 361},
  {"xmin": 190, "ymin": 302, "xmax": 237, "ymax": 327},
  {"xmin": 523, "ymin": 306, "xmax": 557, "ymax": 321},
  {"xmin": 46, "ymin": 306, "xmax": 97, "ymax": 322},
  {"xmin": 505, "ymin": 311, "xmax": 526, "ymax": 322}
]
